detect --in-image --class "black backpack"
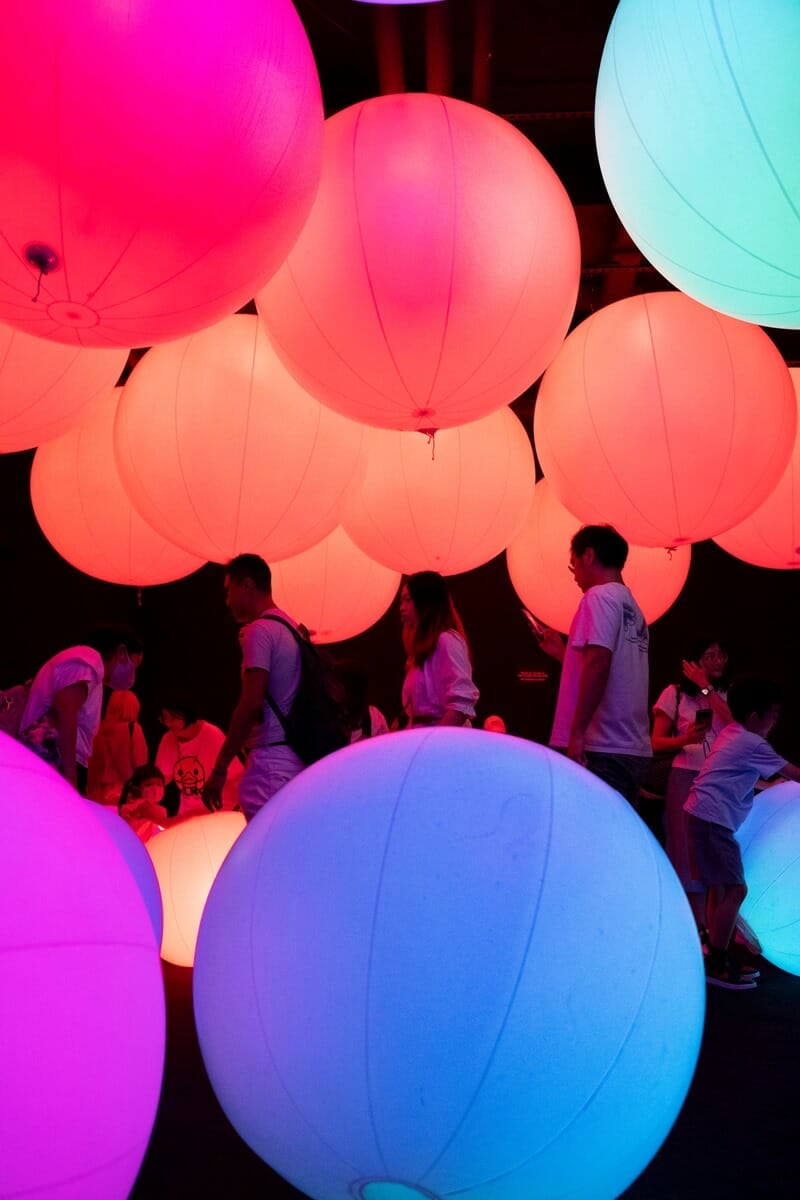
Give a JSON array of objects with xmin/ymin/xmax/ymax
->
[{"xmin": 259, "ymin": 616, "xmax": 349, "ymax": 765}]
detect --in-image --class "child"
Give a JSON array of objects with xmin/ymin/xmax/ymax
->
[
  {"xmin": 684, "ymin": 679, "xmax": 800, "ymax": 990},
  {"xmin": 118, "ymin": 764, "xmax": 168, "ymax": 843}
]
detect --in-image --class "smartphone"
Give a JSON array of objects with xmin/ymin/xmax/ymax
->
[
  {"xmin": 521, "ymin": 607, "xmax": 546, "ymax": 638},
  {"xmin": 696, "ymin": 707, "xmax": 713, "ymax": 729}
]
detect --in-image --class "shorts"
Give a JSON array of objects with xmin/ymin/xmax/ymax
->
[
  {"xmin": 583, "ymin": 751, "xmax": 651, "ymax": 806},
  {"xmin": 686, "ymin": 814, "xmax": 745, "ymax": 887},
  {"xmin": 239, "ymin": 745, "xmax": 304, "ymax": 822}
]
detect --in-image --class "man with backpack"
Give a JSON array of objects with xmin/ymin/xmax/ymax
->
[{"xmin": 204, "ymin": 554, "xmax": 312, "ymax": 821}]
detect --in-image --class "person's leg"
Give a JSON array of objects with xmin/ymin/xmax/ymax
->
[
  {"xmin": 707, "ymin": 883, "xmax": 748, "ymax": 954},
  {"xmin": 584, "ymin": 752, "xmax": 649, "ymax": 806},
  {"xmin": 664, "ymin": 768, "xmax": 707, "ymax": 928},
  {"xmin": 238, "ymin": 747, "xmax": 304, "ymax": 823}
]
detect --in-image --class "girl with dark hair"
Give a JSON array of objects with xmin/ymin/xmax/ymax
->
[
  {"xmin": 118, "ymin": 764, "xmax": 168, "ymax": 843},
  {"xmin": 651, "ymin": 636, "xmax": 733, "ymax": 929},
  {"xmin": 399, "ymin": 571, "xmax": 478, "ymax": 728}
]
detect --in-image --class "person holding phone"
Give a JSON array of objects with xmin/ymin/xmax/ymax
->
[{"xmin": 651, "ymin": 636, "xmax": 733, "ymax": 931}]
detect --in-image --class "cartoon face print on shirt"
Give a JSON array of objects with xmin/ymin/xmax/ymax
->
[{"xmin": 173, "ymin": 754, "xmax": 206, "ymax": 798}]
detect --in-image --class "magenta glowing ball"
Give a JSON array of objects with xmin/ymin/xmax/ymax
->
[
  {"xmin": 534, "ymin": 292, "xmax": 797, "ymax": 547},
  {"xmin": 0, "ymin": 322, "xmax": 127, "ymax": 452},
  {"xmin": 257, "ymin": 93, "xmax": 580, "ymax": 432},
  {"xmin": 0, "ymin": 0, "xmax": 323, "ymax": 348},
  {"xmin": 88, "ymin": 802, "xmax": 164, "ymax": 947},
  {"xmin": 0, "ymin": 732, "xmax": 165, "ymax": 1200},
  {"xmin": 31, "ymin": 389, "xmax": 205, "ymax": 587}
]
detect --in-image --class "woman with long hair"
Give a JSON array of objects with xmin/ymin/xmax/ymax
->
[
  {"xmin": 651, "ymin": 635, "xmax": 733, "ymax": 929},
  {"xmin": 399, "ymin": 571, "xmax": 479, "ymax": 728},
  {"xmin": 86, "ymin": 689, "xmax": 148, "ymax": 805}
]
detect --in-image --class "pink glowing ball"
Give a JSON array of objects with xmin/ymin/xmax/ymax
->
[
  {"xmin": 0, "ymin": 322, "xmax": 127, "ymax": 452},
  {"xmin": 257, "ymin": 93, "xmax": 580, "ymax": 431},
  {"xmin": 0, "ymin": 0, "xmax": 322, "ymax": 348},
  {"xmin": 114, "ymin": 315, "xmax": 365, "ymax": 563},
  {"xmin": 534, "ymin": 292, "xmax": 796, "ymax": 547},
  {"xmin": 0, "ymin": 732, "xmax": 165, "ymax": 1200},
  {"xmin": 714, "ymin": 369, "xmax": 800, "ymax": 569},
  {"xmin": 271, "ymin": 526, "xmax": 401, "ymax": 644},
  {"xmin": 146, "ymin": 813, "xmax": 247, "ymax": 968},
  {"xmin": 506, "ymin": 479, "xmax": 691, "ymax": 634},
  {"xmin": 342, "ymin": 406, "xmax": 535, "ymax": 576},
  {"xmin": 31, "ymin": 389, "xmax": 204, "ymax": 587}
]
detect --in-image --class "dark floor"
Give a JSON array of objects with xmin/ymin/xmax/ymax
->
[{"xmin": 130, "ymin": 958, "xmax": 800, "ymax": 1199}]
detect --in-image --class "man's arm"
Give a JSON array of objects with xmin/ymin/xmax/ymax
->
[
  {"xmin": 567, "ymin": 644, "xmax": 612, "ymax": 763},
  {"xmin": 778, "ymin": 762, "xmax": 800, "ymax": 783},
  {"xmin": 204, "ymin": 669, "xmax": 268, "ymax": 810},
  {"xmin": 51, "ymin": 682, "xmax": 89, "ymax": 788}
]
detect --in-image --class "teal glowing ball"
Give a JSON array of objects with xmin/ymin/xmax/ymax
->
[
  {"xmin": 596, "ymin": 0, "xmax": 800, "ymax": 327},
  {"xmin": 194, "ymin": 730, "xmax": 704, "ymax": 1200},
  {"xmin": 737, "ymin": 782, "xmax": 800, "ymax": 975}
]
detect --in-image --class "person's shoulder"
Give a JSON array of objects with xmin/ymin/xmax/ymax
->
[{"xmin": 436, "ymin": 629, "xmax": 468, "ymax": 657}]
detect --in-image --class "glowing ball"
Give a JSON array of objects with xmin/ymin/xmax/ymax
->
[
  {"xmin": 342, "ymin": 407, "xmax": 534, "ymax": 575},
  {"xmin": 271, "ymin": 526, "xmax": 400, "ymax": 644},
  {"xmin": 714, "ymin": 368, "xmax": 800, "ymax": 569},
  {"xmin": 146, "ymin": 812, "xmax": 246, "ymax": 968},
  {"xmin": 507, "ymin": 479, "xmax": 691, "ymax": 633},
  {"xmin": 115, "ymin": 315, "xmax": 365, "ymax": 563},
  {"xmin": 89, "ymin": 802, "xmax": 163, "ymax": 946},
  {"xmin": 534, "ymin": 292, "xmax": 796, "ymax": 547},
  {"xmin": 0, "ymin": 323, "xmax": 127, "ymax": 452},
  {"xmin": 0, "ymin": 0, "xmax": 322, "ymax": 348},
  {"xmin": 194, "ymin": 729, "xmax": 704, "ymax": 1200},
  {"xmin": 257, "ymin": 93, "xmax": 580, "ymax": 431},
  {"xmin": 736, "ymin": 782, "xmax": 800, "ymax": 975},
  {"xmin": 596, "ymin": 0, "xmax": 800, "ymax": 327},
  {"xmin": 30, "ymin": 389, "xmax": 204, "ymax": 587},
  {"xmin": 0, "ymin": 732, "xmax": 164, "ymax": 1199}
]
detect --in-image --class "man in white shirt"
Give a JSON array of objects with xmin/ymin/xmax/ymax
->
[
  {"xmin": 204, "ymin": 554, "xmax": 303, "ymax": 822},
  {"xmin": 538, "ymin": 524, "xmax": 652, "ymax": 804}
]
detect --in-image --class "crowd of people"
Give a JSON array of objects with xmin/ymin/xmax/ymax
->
[{"xmin": 6, "ymin": 525, "xmax": 799, "ymax": 994}]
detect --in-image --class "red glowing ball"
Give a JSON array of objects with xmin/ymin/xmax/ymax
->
[{"xmin": 257, "ymin": 93, "xmax": 580, "ymax": 431}]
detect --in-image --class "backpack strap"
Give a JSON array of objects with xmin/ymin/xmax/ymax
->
[{"xmin": 255, "ymin": 614, "xmax": 306, "ymax": 732}]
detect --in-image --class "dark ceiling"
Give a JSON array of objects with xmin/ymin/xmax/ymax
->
[{"xmin": 293, "ymin": 0, "xmax": 800, "ymax": 372}]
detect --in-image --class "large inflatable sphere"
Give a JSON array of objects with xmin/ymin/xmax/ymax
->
[
  {"xmin": 194, "ymin": 729, "xmax": 704, "ymax": 1200},
  {"xmin": 737, "ymin": 782, "xmax": 800, "ymax": 975}
]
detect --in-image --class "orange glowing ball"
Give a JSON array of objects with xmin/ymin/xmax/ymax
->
[
  {"xmin": 534, "ymin": 292, "xmax": 796, "ymax": 547},
  {"xmin": 342, "ymin": 406, "xmax": 534, "ymax": 576},
  {"xmin": 146, "ymin": 813, "xmax": 247, "ymax": 968},
  {"xmin": 506, "ymin": 479, "xmax": 691, "ymax": 634},
  {"xmin": 715, "ymin": 369, "xmax": 800, "ymax": 569},
  {"xmin": 257, "ymin": 93, "xmax": 580, "ymax": 432},
  {"xmin": 271, "ymin": 527, "xmax": 401, "ymax": 644},
  {"xmin": 114, "ymin": 316, "xmax": 365, "ymax": 564},
  {"xmin": 0, "ymin": 322, "xmax": 127, "ymax": 452},
  {"xmin": 30, "ymin": 390, "xmax": 204, "ymax": 587},
  {"xmin": 0, "ymin": 0, "xmax": 322, "ymax": 347}
]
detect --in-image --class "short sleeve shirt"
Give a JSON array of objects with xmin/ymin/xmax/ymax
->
[
  {"xmin": 653, "ymin": 684, "xmax": 728, "ymax": 772},
  {"xmin": 21, "ymin": 646, "xmax": 105, "ymax": 766},
  {"xmin": 684, "ymin": 722, "xmax": 787, "ymax": 832},
  {"xmin": 239, "ymin": 607, "xmax": 302, "ymax": 750},
  {"xmin": 402, "ymin": 630, "xmax": 479, "ymax": 723}
]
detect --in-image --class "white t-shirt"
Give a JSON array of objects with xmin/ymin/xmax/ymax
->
[
  {"xmin": 684, "ymin": 722, "xmax": 787, "ymax": 832},
  {"xmin": 402, "ymin": 630, "xmax": 479, "ymax": 724},
  {"xmin": 239, "ymin": 607, "xmax": 302, "ymax": 751},
  {"xmin": 550, "ymin": 582, "xmax": 650, "ymax": 756},
  {"xmin": 653, "ymin": 684, "xmax": 728, "ymax": 772},
  {"xmin": 21, "ymin": 646, "xmax": 105, "ymax": 767},
  {"xmin": 155, "ymin": 720, "xmax": 243, "ymax": 816}
]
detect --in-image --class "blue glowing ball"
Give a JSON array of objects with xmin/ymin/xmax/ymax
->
[
  {"xmin": 737, "ymin": 782, "xmax": 800, "ymax": 975},
  {"xmin": 596, "ymin": 0, "xmax": 800, "ymax": 327},
  {"xmin": 89, "ymin": 802, "xmax": 163, "ymax": 946},
  {"xmin": 194, "ymin": 730, "xmax": 704, "ymax": 1200}
]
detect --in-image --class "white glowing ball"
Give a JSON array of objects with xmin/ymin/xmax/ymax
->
[
  {"xmin": 89, "ymin": 802, "xmax": 163, "ymax": 946},
  {"xmin": 534, "ymin": 292, "xmax": 796, "ymax": 547},
  {"xmin": 507, "ymin": 479, "xmax": 691, "ymax": 633},
  {"xmin": 146, "ymin": 812, "xmax": 246, "ymax": 968},
  {"xmin": 31, "ymin": 389, "xmax": 205, "ymax": 587},
  {"xmin": 596, "ymin": 0, "xmax": 800, "ymax": 327},
  {"xmin": 115, "ymin": 315, "xmax": 365, "ymax": 564},
  {"xmin": 342, "ymin": 407, "xmax": 534, "ymax": 575},
  {"xmin": 0, "ymin": 323, "xmax": 127, "ymax": 452},
  {"xmin": 257, "ymin": 92, "xmax": 580, "ymax": 431},
  {"xmin": 194, "ymin": 729, "xmax": 704, "ymax": 1200},
  {"xmin": 736, "ymin": 782, "xmax": 800, "ymax": 976},
  {"xmin": 0, "ymin": 732, "xmax": 164, "ymax": 1200},
  {"xmin": 0, "ymin": 0, "xmax": 322, "ymax": 347},
  {"xmin": 271, "ymin": 526, "xmax": 400, "ymax": 644},
  {"xmin": 715, "ymin": 368, "xmax": 800, "ymax": 569}
]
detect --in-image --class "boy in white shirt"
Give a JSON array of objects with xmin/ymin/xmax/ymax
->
[{"xmin": 684, "ymin": 679, "xmax": 800, "ymax": 990}]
